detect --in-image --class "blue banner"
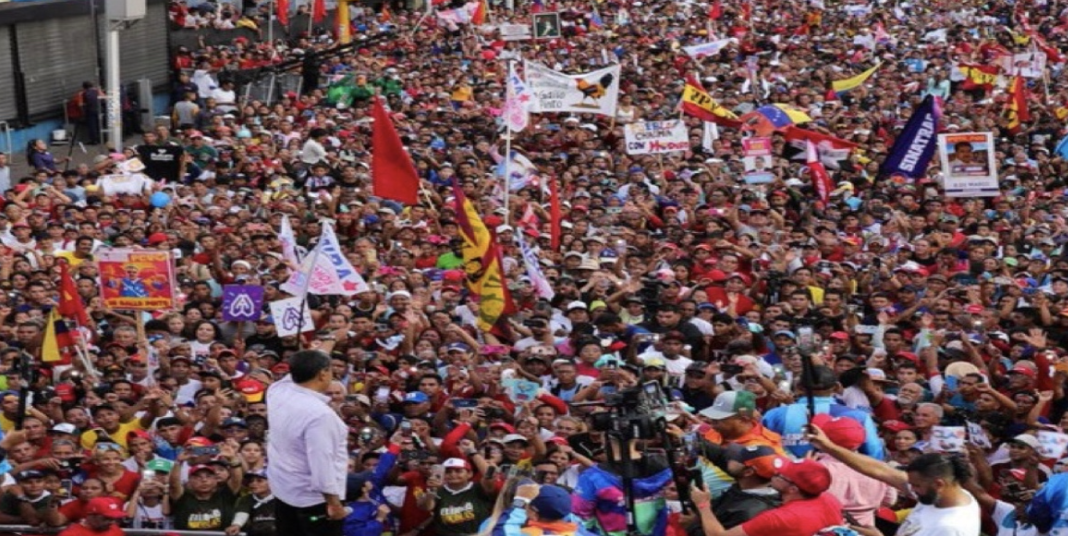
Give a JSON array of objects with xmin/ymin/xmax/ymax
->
[{"xmin": 879, "ymin": 96, "xmax": 941, "ymax": 179}]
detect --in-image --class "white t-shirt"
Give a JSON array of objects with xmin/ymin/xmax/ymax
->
[{"xmin": 896, "ymin": 491, "xmax": 981, "ymax": 536}]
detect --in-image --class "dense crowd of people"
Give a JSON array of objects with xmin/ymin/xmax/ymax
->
[{"xmin": 9, "ymin": 0, "xmax": 1068, "ymax": 534}]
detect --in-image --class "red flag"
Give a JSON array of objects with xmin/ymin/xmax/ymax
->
[
  {"xmin": 739, "ymin": 0, "xmax": 752, "ymax": 21},
  {"xmin": 471, "ymin": 0, "xmax": 488, "ymax": 25},
  {"xmin": 1005, "ymin": 76, "xmax": 1030, "ymax": 133},
  {"xmin": 782, "ymin": 125, "xmax": 858, "ymax": 150},
  {"xmin": 312, "ymin": 0, "xmax": 325, "ymax": 23},
  {"xmin": 371, "ymin": 97, "xmax": 420, "ymax": 205},
  {"xmin": 806, "ymin": 140, "xmax": 833, "ymax": 205},
  {"xmin": 57, "ymin": 262, "xmax": 89, "ymax": 326},
  {"xmin": 708, "ymin": 0, "xmax": 722, "ymax": 20},
  {"xmin": 549, "ymin": 178, "xmax": 561, "ymax": 251},
  {"xmin": 277, "ymin": 0, "xmax": 289, "ymax": 26}
]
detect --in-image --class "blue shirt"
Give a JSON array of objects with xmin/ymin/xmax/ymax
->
[{"xmin": 762, "ymin": 396, "xmax": 884, "ymax": 460}]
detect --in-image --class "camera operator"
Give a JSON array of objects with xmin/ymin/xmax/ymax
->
[{"xmin": 572, "ymin": 433, "xmax": 673, "ymax": 536}]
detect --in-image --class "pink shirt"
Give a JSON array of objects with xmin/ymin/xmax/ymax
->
[{"xmin": 817, "ymin": 454, "xmax": 898, "ymax": 526}]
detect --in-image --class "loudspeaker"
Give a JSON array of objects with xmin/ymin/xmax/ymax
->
[{"xmin": 106, "ymin": 0, "xmax": 146, "ymax": 21}]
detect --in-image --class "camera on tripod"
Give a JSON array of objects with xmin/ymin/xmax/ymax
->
[{"xmin": 589, "ymin": 381, "xmax": 669, "ymax": 440}]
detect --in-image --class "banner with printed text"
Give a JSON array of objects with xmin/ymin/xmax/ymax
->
[
  {"xmin": 623, "ymin": 120, "xmax": 689, "ymax": 155},
  {"xmin": 524, "ymin": 62, "xmax": 620, "ymax": 117},
  {"xmin": 98, "ymin": 249, "xmax": 177, "ymax": 311}
]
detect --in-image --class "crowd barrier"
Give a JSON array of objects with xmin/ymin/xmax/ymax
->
[
  {"xmin": 0, "ymin": 527, "xmax": 244, "ymax": 536},
  {"xmin": 169, "ymin": 12, "xmax": 340, "ymax": 50}
]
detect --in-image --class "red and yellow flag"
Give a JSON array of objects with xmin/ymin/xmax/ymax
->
[
  {"xmin": 1004, "ymin": 76, "xmax": 1030, "ymax": 133},
  {"xmin": 681, "ymin": 77, "xmax": 742, "ymax": 128},
  {"xmin": 42, "ymin": 310, "xmax": 75, "ymax": 364},
  {"xmin": 959, "ymin": 63, "xmax": 999, "ymax": 91},
  {"xmin": 451, "ymin": 179, "xmax": 514, "ymax": 331}
]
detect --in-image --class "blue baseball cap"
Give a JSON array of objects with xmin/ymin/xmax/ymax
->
[
  {"xmin": 530, "ymin": 485, "xmax": 572, "ymax": 520},
  {"xmin": 403, "ymin": 391, "xmax": 429, "ymax": 404},
  {"xmin": 773, "ymin": 330, "xmax": 796, "ymax": 340},
  {"xmin": 446, "ymin": 342, "xmax": 471, "ymax": 353}
]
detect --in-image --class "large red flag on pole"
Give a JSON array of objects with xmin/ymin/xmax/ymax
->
[
  {"xmin": 277, "ymin": 0, "xmax": 289, "ymax": 26},
  {"xmin": 371, "ymin": 96, "xmax": 420, "ymax": 205},
  {"xmin": 57, "ymin": 262, "xmax": 89, "ymax": 326},
  {"xmin": 549, "ymin": 178, "xmax": 561, "ymax": 251},
  {"xmin": 312, "ymin": 0, "xmax": 325, "ymax": 23}
]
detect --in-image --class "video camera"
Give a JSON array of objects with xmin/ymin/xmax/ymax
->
[{"xmin": 589, "ymin": 381, "xmax": 668, "ymax": 441}]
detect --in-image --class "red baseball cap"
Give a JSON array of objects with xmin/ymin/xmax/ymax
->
[
  {"xmin": 85, "ymin": 497, "xmax": 126, "ymax": 519},
  {"xmin": 812, "ymin": 414, "xmax": 866, "ymax": 451},
  {"xmin": 235, "ymin": 378, "xmax": 266, "ymax": 403},
  {"xmin": 184, "ymin": 436, "xmax": 213, "ymax": 448},
  {"xmin": 488, "ymin": 422, "xmax": 516, "ymax": 433},
  {"xmin": 1009, "ymin": 365, "xmax": 1037, "ymax": 378},
  {"xmin": 894, "ymin": 352, "xmax": 919, "ymax": 364},
  {"xmin": 773, "ymin": 458, "xmax": 832, "ymax": 495},
  {"xmin": 881, "ymin": 420, "xmax": 913, "ymax": 433},
  {"xmin": 829, "ymin": 331, "xmax": 850, "ymax": 341}
]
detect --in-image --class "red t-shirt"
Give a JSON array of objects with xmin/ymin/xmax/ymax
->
[
  {"xmin": 740, "ymin": 492, "xmax": 843, "ymax": 536},
  {"xmin": 58, "ymin": 522, "xmax": 125, "ymax": 536},
  {"xmin": 398, "ymin": 470, "xmax": 431, "ymax": 534}
]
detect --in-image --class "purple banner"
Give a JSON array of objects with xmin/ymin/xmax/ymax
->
[
  {"xmin": 879, "ymin": 95, "xmax": 941, "ymax": 179},
  {"xmin": 221, "ymin": 285, "xmax": 265, "ymax": 322}
]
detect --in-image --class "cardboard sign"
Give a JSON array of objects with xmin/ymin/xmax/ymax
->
[
  {"xmin": 931, "ymin": 426, "xmax": 966, "ymax": 452},
  {"xmin": 623, "ymin": 120, "xmax": 689, "ymax": 155},
  {"xmin": 1037, "ymin": 430, "xmax": 1068, "ymax": 459}
]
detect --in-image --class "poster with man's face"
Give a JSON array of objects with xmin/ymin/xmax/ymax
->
[
  {"xmin": 533, "ymin": 12, "xmax": 562, "ymax": 39},
  {"xmin": 939, "ymin": 132, "xmax": 998, "ymax": 197}
]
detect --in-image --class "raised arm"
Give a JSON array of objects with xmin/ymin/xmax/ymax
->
[{"xmin": 806, "ymin": 424, "xmax": 909, "ymax": 490}]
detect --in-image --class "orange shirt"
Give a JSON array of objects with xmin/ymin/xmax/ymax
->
[{"xmin": 702, "ymin": 422, "xmax": 787, "ymax": 456}]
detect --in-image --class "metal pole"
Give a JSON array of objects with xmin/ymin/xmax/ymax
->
[
  {"xmin": 268, "ymin": 0, "xmax": 275, "ymax": 44},
  {"xmin": 106, "ymin": 26, "xmax": 123, "ymax": 152}
]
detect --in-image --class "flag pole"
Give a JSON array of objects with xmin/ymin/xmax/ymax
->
[
  {"xmin": 503, "ymin": 60, "xmax": 514, "ymax": 226},
  {"xmin": 268, "ymin": 0, "xmax": 275, "ymax": 43},
  {"xmin": 293, "ymin": 243, "xmax": 322, "ymax": 350}
]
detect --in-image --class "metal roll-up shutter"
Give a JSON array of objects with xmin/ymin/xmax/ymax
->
[
  {"xmin": 113, "ymin": 1, "xmax": 170, "ymax": 87},
  {"xmin": 18, "ymin": 17, "xmax": 98, "ymax": 117},
  {"xmin": 0, "ymin": 26, "xmax": 16, "ymax": 123}
]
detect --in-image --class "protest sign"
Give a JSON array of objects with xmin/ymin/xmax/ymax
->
[
  {"xmin": 966, "ymin": 421, "xmax": 992, "ymax": 449},
  {"xmin": 742, "ymin": 136, "xmax": 775, "ymax": 184},
  {"xmin": 931, "ymin": 426, "xmax": 966, "ymax": 452},
  {"xmin": 503, "ymin": 378, "xmax": 541, "ymax": 403},
  {"xmin": 222, "ymin": 285, "xmax": 265, "ymax": 322},
  {"xmin": 623, "ymin": 120, "xmax": 689, "ymax": 155},
  {"xmin": 939, "ymin": 132, "xmax": 998, "ymax": 197},
  {"xmin": 499, "ymin": 23, "xmax": 532, "ymax": 40},
  {"xmin": 1037, "ymin": 430, "xmax": 1068, "ymax": 459},
  {"xmin": 532, "ymin": 12, "xmax": 562, "ymax": 39},
  {"xmin": 524, "ymin": 62, "xmax": 621, "ymax": 117},
  {"xmin": 98, "ymin": 249, "xmax": 176, "ymax": 310},
  {"xmin": 269, "ymin": 297, "xmax": 315, "ymax": 337}
]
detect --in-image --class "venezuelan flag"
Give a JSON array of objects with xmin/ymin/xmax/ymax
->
[
  {"xmin": 740, "ymin": 104, "xmax": 812, "ymax": 136},
  {"xmin": 831, "ymin": 63, "xmax": 881, "ymax": 96}
]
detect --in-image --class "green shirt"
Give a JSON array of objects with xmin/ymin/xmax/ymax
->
[
  {"xmin": 171, "ymin": 487, "xmax": 236, "ymax": 531},
  {"xmin": 436, "ymin": 252, "xmax": 465, "ymax": 270},
  {"xmin": 433, "ymin": 484, "xmax": 493, "ymax": 536}
]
